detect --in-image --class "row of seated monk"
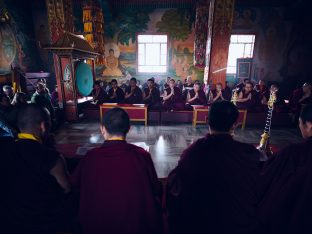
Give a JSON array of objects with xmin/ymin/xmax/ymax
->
[
  {"xmin": 0, "ymin": 80, "xmax": 60, "ymax": 135},
  {"xmin": 235, "ymin": 79, "xmax": 312, "ymax": 113},
  {"xmin": 90, "ymin": 76, "xmax": 312, "ymax": 114},
  {"xmin": 1, "ymin": 102, "xmax": 312, "ymax": 233}
]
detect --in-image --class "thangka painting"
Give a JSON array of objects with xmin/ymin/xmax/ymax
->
[{"xmin": 237, "ymin": 58, "xmax": 253, "ymax": 79}]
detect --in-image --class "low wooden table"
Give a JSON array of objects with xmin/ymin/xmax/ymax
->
[
  {"xmin": 237, "ymin": 109, "xmax": 247, "ymax": 130},
  {"xmin": 192, "ymin": 106, "xmax": 209, "ymax": 126},
  {"xmin": 100, "ymin": 103, "xmax": 148, "ymax": 126},
  {"xmin": 192, "ymin": 106, "xmax": 247, "ymax": 130}
]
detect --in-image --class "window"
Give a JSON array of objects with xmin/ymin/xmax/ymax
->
[
  {"xmin": 226, "ymin": 35, "xmax": 255, "ymax": 74},
  {"xmin": 137, "ymin": 34, "xmax": 168, "ymax": 73}
]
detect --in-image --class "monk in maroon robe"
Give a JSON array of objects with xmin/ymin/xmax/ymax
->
[
  {"xmin": 254, "ymin": 80, "xmax": 270, "ymax": 102},
  {"xmin": 124, "ymin": 77, "xmax": 143, "ymax": 104},
  {"xmin": 70, "ymin": 108, "xmax": 163, "ymax": 234},
  {"xmin": 91, "ymin": 80, "xmax": 107, "ymax": 105},
  {"xmin": 208, "ymin": 82, "xmax": 226, "ymax": 104},
  {"xmin": 163, "ymin": 79, "xmax": 185, "ymax": 111},
  {"xmin": 107, "ymin": 79, "xmax": 125, "ymax": 103},
  {"xmin": 167, "ymin": 101, "xmax": 262, "ymax": 234},
  {"xmin": 182, "ymin": 76, "xmax": 194, "ymax": 100},
  {"xmin": 143, "ymin": 78, "xmax": 161, "ymax": 110},
  {"xmin": 223, "ymin": 81, "xmax": 232, "ymax": 101},
  {"xmin": 257, "ymin": 104, "xmax": 312, "ymax": 234},
  {"xmin": 185, "ymin": 82, "xmax": 207, "ymax": 110},
  {"xmin": 236, "ymin": 81, "xmax": 259, "ymax": 111},
  {"xmin": 289, "ymin": 83, "xmax": 312, "ymax": 119}
]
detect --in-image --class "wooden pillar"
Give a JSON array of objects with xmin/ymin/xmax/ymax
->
[
  {"xmin": 204, "ymin": 0, "xmax": 235, "ymax": 87},
  {"xmin": 194, "ymin": 0, "xmax": 209, "ymax": 69}
]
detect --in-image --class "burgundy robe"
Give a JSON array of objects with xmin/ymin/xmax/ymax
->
[
  {"xmin": 163, "ymin": 87, "xmax": 185, "ymax": 111},
  {"xmin": 289, "ymin": 88, "xmax": 312, "ymax": 113},
  {"xmin": 70, "ymin": 140, "xmax": 163, "ymax": 234},
  {"xmin": 144, "ymin": 87, "xmax": 161, "ymax": 110},
  {"xmin": 107, "ymin": 87, "xmax": 125, "ymax": 103},
  {"xmin": 92, "ymin": 88, "xmax": 107, "ymax": 105},
  {"xmin": 185, "ymin": 89, "xmax": 207, "ymax": 110},
  {"xmin": 167, "ymin": 134, "xmax": 261, "ymax": 234},
  {"xmin": 124, "ymin": 86, "xmax": 143, "ymax": 104},
  {"xmin": 257, "ymin": 137, "xmax": 312, "ymax": 234},
  {"xmin": 236, "ymin": 90, "xmax": 258, "ymax": 111},
  {"xmin": 182, "ymin": 83, "xmax": 194, "ymax": 100},
  {"xmin": 209, "ymin": 89, "xmax": 224, "ymax": 103},
  {"xmin": 223, "ymin": 87, "xmax": 232, "ymax": 101}
]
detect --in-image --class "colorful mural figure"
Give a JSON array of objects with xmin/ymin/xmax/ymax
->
[
  {"xmin": 194, "ymin": 2, "xmax": 209, "ymax": 68},
  {"xmin": 0, "ymin": 23, "xmax": 16, "ymax": 74},
  {"xmin": 102, "ymin": 43, "xmax": 122, "ymax": 77}
]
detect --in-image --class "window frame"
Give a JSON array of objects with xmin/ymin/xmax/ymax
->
[
  {"xmin": 226, "ymin": 33, "xmax": 256, "ymax": 75},
  {"xmin": 136, "ymin": 33, "xmax": 169, "ymax": 74}
]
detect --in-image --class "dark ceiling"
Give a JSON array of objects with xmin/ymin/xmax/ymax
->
[{"xmin": 104, "ymin": 0, "xmax": 297, "ymax": 8}]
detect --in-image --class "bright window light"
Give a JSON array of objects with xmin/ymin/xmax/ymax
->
[
  {"xmin": 226, "ymin": 35, "xmax": 255, "ymax": 74},
  {"xmin": 138, "ymin": 34, "xmax": 168, "ymax": 73}
]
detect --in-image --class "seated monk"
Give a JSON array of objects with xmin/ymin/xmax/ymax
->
[
  {"xmin": 235, "ymin": 78, "xmax": 249, "ymax": 93},
  {"xmin": 143, "ymin": 78, "xmax": 161, "ymax": 110},
  {"xmin": 107, "ymin": 79, "xmax": 124, "ymax": 103},
  {"xmin": 258, "ymin": 104, "xmax": 312, "ymax": 234},
  {"xmin": 255, "ymin": 80, "xmax": 269, "ymax": 104},
  {"xmin": 167, "ymin": 101, "xmax": 262, "ymax": 234},
  {"xmin": 185, "ymin": 82, "xmax": 207, "ymax": 110},
  {"xmin": 262, "ymin": 84, "xmax": 286, "ymax": 112},
  {"xmin": 70, "ymin": 108, "xmax": 163, "ymax": 234},
  {"xmin": 92, "ymin": 80, "xmax": 107, "ymax": 105},
  {"xmin": 236, "ymin": 81, "xmax": 258, "ymax": 111},
  {"xmin": 223, "ymin": 81, "xmax": 232, "ymax": 101},
  {"xmin": 163, "ymin": 79, "xmax": 185, "ymax": 111},
  {"xmin": 4, "ymin": 104, "xmax": 71, "ymax": 233},
  {"xmin": 182, "ymin": 75, "xmax": 194, "ymax": 100},
  {"xmin": 289, "ymin": 82, "xmax": 312, "ymax": 117},
  {"xmin": 124, "ymin": 77, "xmax": 143, "ymax": 104},
  {"xmin": 163, "ymin": 77, "xmax": 171, "ymax": 92},
  {"xmin": 208, "ymin": 82, "xmax": 226, "ymax": 104}
]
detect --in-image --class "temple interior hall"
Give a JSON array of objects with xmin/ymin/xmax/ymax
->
[{"xmin": 0, "ymin": 0, "xmax": 312, "ymax": 233}]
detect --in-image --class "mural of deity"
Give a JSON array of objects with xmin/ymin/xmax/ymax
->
[{"xmin": 103, "ymin": 43, "xmax": 123, "ymax": 77}]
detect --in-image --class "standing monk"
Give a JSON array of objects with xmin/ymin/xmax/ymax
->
[
  {"xmin": 167, "ymin": 101, "xmax": 261, "ymax": 234},
  {"xmin": 124, "ymin": 77, "xmax": 143, "ymax": 104},
  {"xmin": 163, "ymin": 79, "xmax": 185, "ymax": 111},
  {"xmin": 258, "ymin": 104, "xmax": 312, "ymax": 234},
  {"xmin": 70, "ymin": 108, "xmax": 163, "ymax": 234}
]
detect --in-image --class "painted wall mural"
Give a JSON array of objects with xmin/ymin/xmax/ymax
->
[
  {"xmin": 92, "ymin": 7, "xmax": 203, "ymax": 84},
  {"xmin": 72, "ymin": 1, "xmax": 201, "ymax": 83},
  {"xmin": 0, "ymin": 0, "xmax": 44, "ymax": 75}
]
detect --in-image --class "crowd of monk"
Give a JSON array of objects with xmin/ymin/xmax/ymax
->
[
  {"xmin": 90, "ymin": 76, "xmax": 312, "ymax": 117},
  {"xmin": 1, "ymin": 80, "xmax": 312, "ymax": 233}
]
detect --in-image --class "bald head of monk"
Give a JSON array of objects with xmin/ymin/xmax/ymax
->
[
  {"xmin": 299, "ymin": 103, "xmax": 312, "ymax": 139},
  {"xmin": 17, "ymin": 104, "xmax": 51, "ymax": 139},
  {"xmin": 208, "ymin": 101, "xmax": 239, "ymax": 135},
  {"xmin": 100, "ymin": 107, "xmax": 130, "ymax": 140}
]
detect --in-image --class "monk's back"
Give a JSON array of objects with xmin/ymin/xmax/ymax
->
[
  {"xmin": 258, "ymin": 137, "xmax": 312, "ymax": 234},
  {"xmin": 167, "ymin": 134, "xmax": 260, "ymax": 234},
  {"xmin": 74, "ymin": 140, "xmax": 162, "ymax": 234}
]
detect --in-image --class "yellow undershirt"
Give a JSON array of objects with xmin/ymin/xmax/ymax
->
[
  {"xmin": 107, "ymin": 137, "xmax": 125, "ymax": 141},
  {"xmin": 18, "ymin": 133, "xmax": 42, "ymax": 144}
]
